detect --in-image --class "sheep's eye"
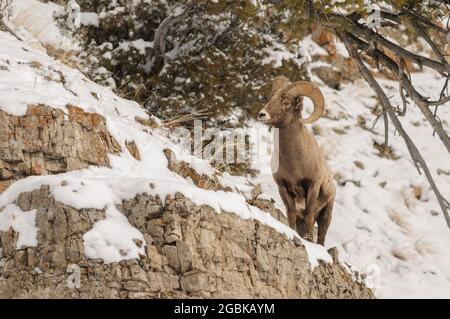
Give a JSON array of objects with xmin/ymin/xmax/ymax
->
[{"xmin": 282, "ymin": 100, "xmax": 290, "ymax": 107}]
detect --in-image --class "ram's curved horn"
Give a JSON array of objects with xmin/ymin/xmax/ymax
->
[
  {"xmin": 283, "ymin": 81, "xmax": 325, "ymax": 124},
  {"xmin": 271, "ymin": 76, "xmax": 290, "ymax": 95}
]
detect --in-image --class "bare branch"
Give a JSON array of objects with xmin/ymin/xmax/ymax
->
[
  {"xmin": 411, "ymin": 18, "xmax": 449, "ymax": 66},
  {"xmin": 409, "ymin": 18, "xmax": 450, "ymax": 111},
  {"xmin": 344, "ymin": 33, "xmax": 450, "ymax": 154},
  {"xmin": 398, "ymin": 58, "xmax": 409, "ymax": 116},
  {"xmin": 152, "ymin": 5, "xmax": 193, "ymax": 58},
  {"xmin": 349, "ymin": 22, "xmax": 450, "ymax": 75},
  {"xmin": 428, "ymin": 95, "xmax": 450, "ymax": 106},
  {"xmin": 147, "ymin": 4, "xmax": 193, "ymax": 74},
  {"xmin": 339, "ymin": 32, "xmax": 450, "ymax": 229},
  {"xmin": 403, "ymin": 8, "xmax": 448, "ymax": 34}
]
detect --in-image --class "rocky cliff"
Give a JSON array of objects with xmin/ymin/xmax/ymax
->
[
  {"xmin": 0, "ymin": 186, "xmax": 372, "ymax": 298},
  {"xmin": 0, "ymin": 105, "xmax": 121, "ymax": 193},
  {"xmin": 0, "ymin": 30, "xmax": 373, "ymax": 299}
]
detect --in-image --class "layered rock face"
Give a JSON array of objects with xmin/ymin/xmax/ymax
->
[
  {"xmin": 0, "ymin": 187, "xmax": 373, "ymax": 298},
  {"xmin": 0, "ymin": 95, "xmax": 372, "ymax": 299},
  {"xmin": 0, "ymin": 105, "xmax": 121, "ymax": 193}
]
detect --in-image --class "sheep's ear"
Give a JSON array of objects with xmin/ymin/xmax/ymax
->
[
  {"xmin": 294, "ymin": 96, "xmax": 304, "ymax": 112},
  {"xmin": 271, "ymin": 76, "xmax": 289, "ymax": 95}
]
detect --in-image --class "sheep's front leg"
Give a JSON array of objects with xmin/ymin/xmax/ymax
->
[
  {"xmin": 277, "ymin": 183, "xmax": 297, "ymax": 230},
  {"xmin": 296, "ymin": 217, "xmax": 307, "ymax": 239},
  {"xmin": 304, "ymin": 183, "xmax": 321, "ymax": 242},
  {"xmin": 317, "ymin": 198, "xmax": 333, "ymax": 245}
]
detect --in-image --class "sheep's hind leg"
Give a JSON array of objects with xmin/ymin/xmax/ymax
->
[{"xmin": 317, "ymin": 200, "xmax": 333, "ymax": 246}]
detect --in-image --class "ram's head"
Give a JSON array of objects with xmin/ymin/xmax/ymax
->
[{"xmin": 258, "ymin": 76, "xmax": 325, "ymax": 127}]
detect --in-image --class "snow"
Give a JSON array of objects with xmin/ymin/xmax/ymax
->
[
  {"xmin": 0, "ymin": 30, "xmax": 330, "ymax": 268},
  {"xmin": 262, "ymin": 34, "xmax": 329, "ymax": 71},
  {"xmin": 10, "ymin": 0, "xmax": 79, "ymax": 50},
  {"xmin": 65, "ymin": 0, "xmax": 81, "ymax": 30},
  {"xmin": 83, "ymin": 205, "xmax": 146, "ymax": 264},
  {"xmin": 0, "ymin": 31, "xmax": 148, "ymax": 120},
  {"xmin": 117, "ymin": 39, "xmax": 153, "ymax": 55},
  {"xmin": 80, "ymin": 12, "xmax": 99, "ymax": 27},
  {"xmin": 173, "ymin": 6, "xmax": 186, "ymax": 17},
  {"xmin": 298, "ymin": 35, "xmax": 329, "ymax": 60},
  {"xmin": 261, "ymin": 34, "xmax": 301, "ymax": 68},
  {"xmin": 1, "ymin": 4, "xmax": 449, "ymax": 297},
  {"xmin": 335, "ymin": 40, "xmax": 349, "ymax": 58},
  {"xmin": 0, "ymin": 204, "xmax": 38, "ymax": 249}
]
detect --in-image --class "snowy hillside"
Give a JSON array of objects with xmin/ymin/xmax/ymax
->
[
  {"xmin": 1, "ymin": 0, "xmax": 450, "ymax": 299},
  {"xmin": 0, "ymin": 29, "xmax": 332, "ymax": 267}
]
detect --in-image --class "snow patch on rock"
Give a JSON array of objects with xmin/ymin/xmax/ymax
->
[
  {"xmin": 83, "ymin": 205, "xmax": 146, "ymax": 264},
  {"xmin": 0, "ymin": 204, "xmax": 38, "ymax": 249}
]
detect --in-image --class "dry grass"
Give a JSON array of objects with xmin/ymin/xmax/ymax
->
[
  {"xmin": 388, "ymin": 209, "xmax": 412, "ymax": 233},
  {"xmin": 161, "ymin": 109, "xmax": 210, "ymax": 128},
  {"xmin": 163, "ymin": 148, "xmax": 229, "ymax": 192},
  {"xmin": 116, "ymin": 85, "xmax": 146, "ymax": 101},
  {"xmin": 28, "ymin": 60, "xmax": 43, "ymax": 69},
  {"xmin": 202, "ymin": 132, "xmax": 258, "ymax": 177},
  {"xmin": 373, "ymin": 141, "xmax": 400, "ymax": 160},
  {"xmin": 42, "ymin": 26, "xmax": 89, "ymax": 70},
  {"xmin": 414, "ymin": 236, "xmax": 438, "ymax": 256},
  {"xmin": 391, "ymin": 247, "xmax": 411, "ymax": 261},
  {"xmin": 44, "ymin": 45, "xmax": 79, "ymax": 69}
]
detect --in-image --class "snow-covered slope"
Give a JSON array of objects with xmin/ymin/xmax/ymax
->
[
  {"xmin": 9, "ymin": 0, "xmax": 78, "ymax": 50},
  {"xmin": 0, "ymin": 29, "xmax": 332, "ymax": 267},
  {"xmin": 254, "ymin": 71, "xmax": 450, "ymax": 298},
  {"xmin": 2, "ymin": 1, "xmax": 449, "ymax": 298}
]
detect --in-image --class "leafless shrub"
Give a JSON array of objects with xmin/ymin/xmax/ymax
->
[{"xmin": 0, "ymin": 0, "xmax": 13, "ymax": 20}]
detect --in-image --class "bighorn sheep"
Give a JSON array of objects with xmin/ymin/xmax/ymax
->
[{"xmin": 258, "ymin": 76, "xmax": 335, "ymax": 245}]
